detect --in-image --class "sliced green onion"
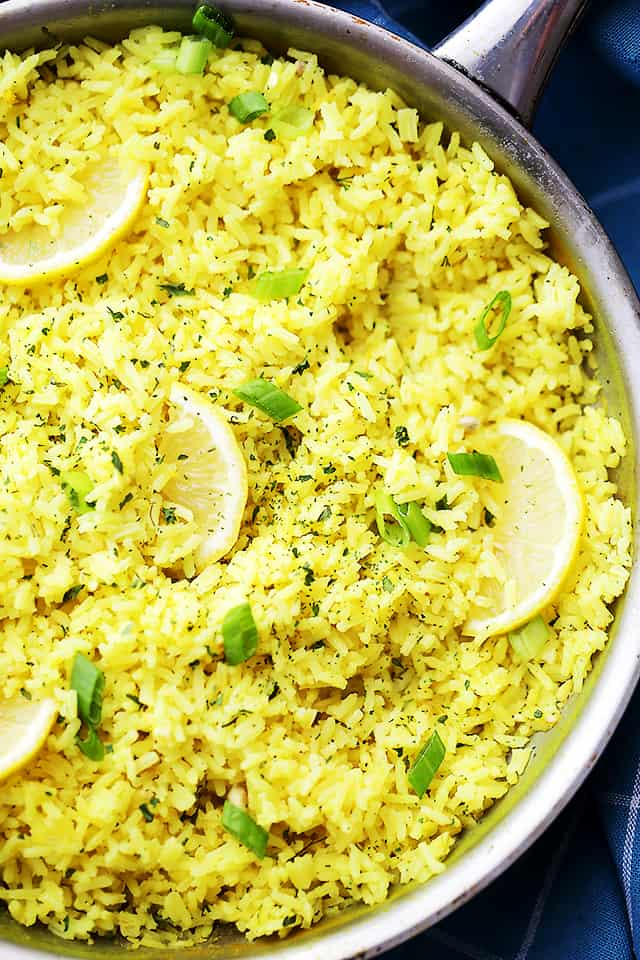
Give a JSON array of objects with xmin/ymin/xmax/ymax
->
[
  {"xmin": 474, "ymin": 290, "xmax": 511, "ymax": 350},
  {"xmin": 254, "ymin": 268, "xmax": 308, "ymax": 301},
  {"xmin": 229, "ymin": 91, "xmax": 269, "ymax": 123},
  {"xmin": 447, "ymin": 451, "xmax": 503, "ymax": 482},
  {"xmin": 509, "ymin": 615, "xmax": 549, "ymax": 662},
  {"xmin": 271, "ymin": 104, "xmax": 314, "ymax": 139},
  {"xmin": 60, "ymin": 470, "xmax": 95, "ymax": 515},
  {"xmin": 222, "ymin": 800, "xmax": 269, "ymax": 858},
  {"xmin": 75, "ymin": 727, "xmax": 105, "ymax": 762},
  {"xmin": 70, "ymin": 652, "xmax": 105, "ymax": 728},
  {"xmin": 233, "ymin": 378, "xmax": 302, "ymax": 422},
  {"xmin": 375, "ymin": 491, "xmax": 410, "ymax": 548},
  {"xmin": 375, "ymin": 491, "xmax": 430, "ymax": 548},
  {"xmin": 0, "ymin": 367, "xmax": 9, "ymax": 387},
  {"xmin": 175, "ymin": 36, "xmax": 212, "ymax": 75},
  {"xmin": 397, "ymin": 501, "xmax": 431, "ymax": 548},
  {"xmin": 150, "ymin": 48, "xmax": 178, "ymax": 73},
  {"xmin": 408, "ymin": 730, "xmax": 446, "ymax": 798},
  {"xmin": 192, "ymin": 4, "xmax": 234, "ymax": 46},
  {"xmin": 222, "ymin": 602, "xmax": 259, "ymax": 665}
]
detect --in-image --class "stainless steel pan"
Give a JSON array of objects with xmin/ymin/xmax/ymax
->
[{"xmin": 1, "ymin": 0, "xmax": 639, "ymax": 957}]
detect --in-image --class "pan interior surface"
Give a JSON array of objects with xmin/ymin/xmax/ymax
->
[{"xmin": 0, "ymin": 2, "xmax": 638, "ymax": 959}]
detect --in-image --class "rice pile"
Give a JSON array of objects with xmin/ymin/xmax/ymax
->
[{"xmin": 0, "ymin": 27, "xmax": 632, "ymax": 947}]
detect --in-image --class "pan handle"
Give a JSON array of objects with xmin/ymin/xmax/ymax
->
[{"xmin": 431, "ymin": 0, "xmax": 589, "ymax": 126}]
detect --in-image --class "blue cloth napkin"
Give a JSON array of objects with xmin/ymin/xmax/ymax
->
[{"xmin": 331, "ymin": 2, "xmax": 640, "ymax": 957}]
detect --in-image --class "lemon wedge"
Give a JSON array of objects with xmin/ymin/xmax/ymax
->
[
  {"xmin": 463, "ymin": 419, "xmax": 584, "ymax": 638},
  {"xmin": 160, "ymin": 384, "xmax": 248, "ymax": 572},
  {"xmin": 0, "ymin": 697, "xmax": 57, "ymax": 782},
  {"xmin": 0, "ymin": 158, "xmax": 148, "ymax": 285}
]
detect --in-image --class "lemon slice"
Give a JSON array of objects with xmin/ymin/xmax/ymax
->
[
  {"xmin": 0, "ymin": 158, "xmax": 148, "ymax": 285},
  {"xmin": 463, "ymin": 419, "xmax": 584, "ymax": 637},
  {"xmin": 0, "ymin": 697, "xmax": 57, "ymax": 782},
  {"xmin": 160, "ymin": 384, "xmax": 248, "ymax": 572}
]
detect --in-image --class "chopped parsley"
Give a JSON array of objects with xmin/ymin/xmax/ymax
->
[
  {"xmin": 161, "ymin": 505, "xmax": 177, "ymax": 524},
  {"xmin": 62, "ymin": 584, "xmax": 84, "ymax": 603},
  {"xmin": 159, "ymin": 282, "xmax": 195, "ymax": 298},
  {"xmin": 483, "ymin": 507, "xmax": 496, "ymax": 527},
  {"xmin": 394, "ymin": 425, "xmax": 410, "ymax": 447},
  {"xmin": 292, "ymin": 358, "xmax": 310, "ymax": 375},
  {"xmin": 111, "ymin": 450, "xmax": 123, "ymax": 474},
  {"xmin": 139, "ymin": 803, "xmax": 155, "ymax": 823},
  {"xmin": 281, "ymin": 425, "xmax": 300, "ymax": 458}
]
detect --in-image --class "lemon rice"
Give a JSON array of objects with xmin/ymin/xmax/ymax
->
[{"xmin": 0, "ymin": 26, "xmax": 632, "ymax": 948}]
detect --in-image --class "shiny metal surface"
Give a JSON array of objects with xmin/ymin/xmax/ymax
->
[
  {"xmin": 0, "ymin": 1, "xmax": 638, "ymax": 958},
  {"xmin": 432, "ymin": 0, "xmax": 589, "ymax": 124}
]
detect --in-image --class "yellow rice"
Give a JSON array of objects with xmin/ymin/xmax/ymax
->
[{"xmin": 0, "ymin": 26, "xmax": 632, "ymax": 947}]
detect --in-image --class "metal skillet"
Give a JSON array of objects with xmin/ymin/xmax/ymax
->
[{"xmin": 0, "ymin": 0, "xmax": 639, "ymax": 957}]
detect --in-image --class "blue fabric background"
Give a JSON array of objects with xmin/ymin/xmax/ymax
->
[{"xmin": 330, "ymin": 2, "xmax": 640, "ymax": 957}]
